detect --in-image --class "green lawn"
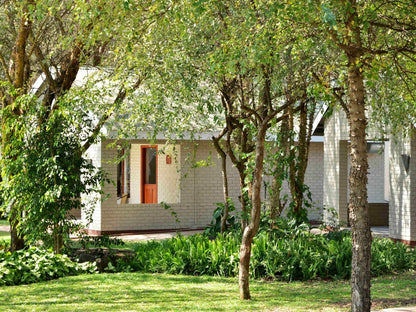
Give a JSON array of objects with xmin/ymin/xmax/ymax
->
[
  {"xmin": 0, "ymin": 219, "xmax": 10, "ymax": 240},
  {"xmin": 0, "ymin": 271, "xmax": 415, "ymax": 312},
  {"xmin": 0, "ymin": 231, "xmax": 10, "ymax": 240},
  {"xmin": 0, "ymin": 219, "xmax": 9, "ymax": 226}
]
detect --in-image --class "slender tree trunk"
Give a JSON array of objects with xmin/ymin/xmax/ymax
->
[
  {"xmin": 348, "ymin": 59, "xmax": 372, "ymax": 312},
  {"xmin": 239, "ymin": 123, "xmax": 267, "ymax": 300},
  {"xmin": 10, "ymin": 211, "xmax": 25, "ymax": 252},
  {"xmin": 212, "ymin": 133, "xmax": 230, "ymax": 234},
  {"xmin": 53, "ymin": 232, "xmax": 64, "ymax": 255},
  {"xmin": 4, "ymin": 1, "xmax": 33, "ymax": 253},
  {"xmin": 238, "ymin": 171, "xmax": 249, "ymax": 230},
  {"xmin": 288, "ymin": 105, "xmax": 303, "ymax": 217},
  {"xmin": 269, "ymin": 112, "xmax": 290, "ymax": 222},
  {"xmin": 291, "ymin": 99, "xmax": 314, "ymax": 219},
  {"xmin": 219, "ymin": 153, "xmax": 230, "ymax": 234}
]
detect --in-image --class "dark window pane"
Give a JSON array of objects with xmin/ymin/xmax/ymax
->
[{"xmin": 146, "ymin": 148, "xmax": 157, "ymax": 184}]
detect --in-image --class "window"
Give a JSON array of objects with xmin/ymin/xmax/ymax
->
[{"xmin": 117, "ymin": 149, "xmax": 130, "ymax": 203}]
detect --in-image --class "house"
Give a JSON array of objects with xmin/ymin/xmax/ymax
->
[
  {"xmin": 32, "ymin": 69, "xmax": 414, "ymax": 246},
  {"xmin": 81, "ymin": 105, "xmax": 416, "ymax": 247},
  {"xmin": 323, "ymin": 108, "xmax": 416, "ymax": 246}
]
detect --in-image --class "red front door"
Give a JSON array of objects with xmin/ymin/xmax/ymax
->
[{"xmin": 142, "ymin": 146, "xmax": 157, "ymax": 203}]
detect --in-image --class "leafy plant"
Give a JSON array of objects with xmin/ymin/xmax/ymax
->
[
  {"xmin": 0, "ymin": 239, "xmax": 10, "ymax": 251},
  {"xmin": 113, "ymin": 223, "xmax": 416, "ymax": 281},
  {"xmin": 0, "ymin": 247, "xmax": 96, "ymax": 286},
  {"xmin": 204, "ymin": 199, "xmax": 238, "ymax": 237},
  {"xmin": 76, "ymin": 234, "xmax": 126, "ymax": 249}
]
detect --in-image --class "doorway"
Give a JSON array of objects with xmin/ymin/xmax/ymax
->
[{"xmin": 141, "ymin": 146, "xmax": 157, "ymax": 203}]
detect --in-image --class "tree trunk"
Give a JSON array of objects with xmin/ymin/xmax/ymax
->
[
  {"xmin": 212, "ymin": 133, "xmax": 230, "ymax": 234},
  {"xmin": 239, "ymin": 123, "xmax": 267, "ymax": 300},
  {"xmin": 53, "ymin": 230, "xmax": 64, "ymax": 254},
  {"xmin": 269, "ymin": 112, "xmax": 290, "ymax": 222},
  {"xmin": 219, "ymin": 153, "xmax": 230, "ymax": 234},
  {"xmin": 239, "ymin": 175, "xmax": 249, "ymax": 230},
  {"xmin": 4, "ymin": 1, "xmax": 32, "ymax": 253},
  {"xmin": 10, "ymin": 215, "xmax": 25, "ymax": 252},
  {"xmin": 290, "ymin": 99, "xmax": 314, "ymax": 220},
  {"xmin": 348, "ymin": 58, "xmax": 372, "ymax": 312}
]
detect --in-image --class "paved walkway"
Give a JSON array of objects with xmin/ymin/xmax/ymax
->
[
  {"xmin": 0, "ymin": 225, "xmax": 9, "ymax": 232},
  {"xmin": 0, "ymin": 225, "xmax": 391, "ymax": 240},
  {"xmin": 373, "ymin": 308, "xmax": 416, "ymax": 312},
  {"xmin": 109, "ymin": 229, "xmax": 203, "ymax": 241}
]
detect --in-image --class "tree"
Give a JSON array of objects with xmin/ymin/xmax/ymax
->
[
  {"xmin": 267, "ymin": 46, "xmax": 319, "ymax": 224},
  {"xmin": 148, "ymin": 0, "xmax": 308, "ymax": 299},
  {"xmin": 309, "ymin": 1, "xmax": 416, "ymax": 310},
  {"xmin": 0, "ymin": 0, "xmax": 148, "ymax": 252}
]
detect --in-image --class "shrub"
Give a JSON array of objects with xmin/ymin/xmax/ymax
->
[
  {"xmin": 0, "ymin": 239, "xmax": 10, "ymax": 252},
  {"xmin": 0, "ymin": 247, "xmax": 96, "ymax": 286},
  {"xmin": 77, "ymin": 234, "xmax": 126, "ymax": 249},
  {"xmin": 204, "ymin": 199, "xmax": 239, "ymax": 238},
  {"xmin": 116, "ymin": 225, "xmax": 416, "ymax": 281},
  {"xmin": 372, "ymin": 238, "xmax": 416, "ymax": 275}
]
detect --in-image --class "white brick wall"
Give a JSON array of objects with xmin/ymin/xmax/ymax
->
[
  {"xmin": 83, "ymin": 118, "xmax": 392, "ymax": 234},
  {"xmin": 389, "ymin": 133, "xmax": 416, "ymax": 242},
  {"xmin": 323, "ymin": 108, "xmax": 387, "ymax": 225},
  {"xmin": 272, "ymin": 142, "xmax": 325, "ymax": 221},
  {"xmin": 324, "ymin": 109, "xmax": 349, "ymax": 224},
  {"xmin": 367, "ymin": 152, "xmax": 385, "ymax": 203},
  {"xmin": 82, "ymin": 142, "xmax": 102, "ymax": 231},
  {"xmin": 90, "ymin": 139, "xmax": 240, "ymax": 232}
]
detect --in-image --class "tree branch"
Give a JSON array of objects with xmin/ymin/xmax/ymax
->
[
  {"xmin": 0, "ymin": 52, "xmax": 12, "ymax": 84},
  {"xmin": 80, "ymin": 77, "xmax": 143, "ymax": 154},
  {"xmin": 28, "ymin": 30, "xmax": 56, "ymax": 92}
]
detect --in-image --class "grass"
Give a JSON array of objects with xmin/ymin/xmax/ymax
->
[
  {"xmin": 0, "ymin": 219, "xmax": 10, "ymax": 240},
  {"xmin": 0, "ymin": 231, "xmax": 10, "ymax": 240},
  {"xmin": 0, "ymin": 271, "xmax": 415, "ymax": 312}
]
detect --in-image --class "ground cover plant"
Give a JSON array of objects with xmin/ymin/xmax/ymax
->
[
  {"xmin": 0, "ymin": 271, "xmax": 415, "ymax": 312},
  {"xmin": 111, "ymin": 223, "xmax": 416, "ymax": 281},
  {"xmin": 0, "ymin": 247, "xmax": 96, "ymax": 286}
]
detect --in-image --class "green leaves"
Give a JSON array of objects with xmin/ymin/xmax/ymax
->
[
  {"xmin": 109, "ymin": 227, "xmax": 416, "ymax": 281},
  {"xmin": 0, "ymin": 93, "xmax": 108, "ymax": 253},
  {"xmin": 321, "ymin": 3, "xmax": 336, "ymax": 28},
  {"xmin": 0, "ymin": 247, "xmax": 96, "ymax": 286}
]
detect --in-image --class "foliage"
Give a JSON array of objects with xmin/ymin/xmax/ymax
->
[
  {"xmin": 204, "ymin": 199, "xmax": 238, "ymax": 237},
  {"xmin": 371, "ymin": 239, "xmax": 416, "ymax": 276},
  {"xmin": 0, "ymin": 247, "xmax": 96, "ymax": 286},
  {"xmin": 0, "ymin": 101, "xmax": 109, "ymax": 253},
  {"xmin": 125, "ymin": 233, "xmax": 240, "ymax": 277},
  {"xmin": 76, "ymin": 234, "xmax": 126, "ymax": 250},
  {"xmin": 111, "ymin": 226, "xmax": 416, "ymax": 281},
  {"xmin": 161, "ymin": 202, "xmax": 181, "ymax": 224},
  {"xmin": 319, "ymin": 206, "xmax": 347, "ymax": 230},
  {"xmin": 260, "ymin": 216, "xmax": 311, "ymax": 238},
  {"xmin": 0, "ymin": 239, "xmax": 10, "ymax": 251}
]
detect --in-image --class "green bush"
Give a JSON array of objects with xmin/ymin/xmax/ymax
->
[
  {"xmin": 0, "ymin": 239, "xmax": 10, "ymax": 251},
  {"xmin": 372, "ymin": 238, "xmax": 416, "ymax": 275},
  {"xmin": 116, "ymin": 226, "xmax": 416, "ymax": 281},
  {"xmin": 77, "ymin": 234, "xmax": 126, "ymax": 249},
  {"xmin": 0, "ymin": 247, "xmax": 96, "ymax": 286},
  {"xmin": 204, "ymin": 199, "xmax": 239, "ymax": 238},
  {"xmin": 127, "ymin": 233, "xmax": 240, "ymax": 277}
]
